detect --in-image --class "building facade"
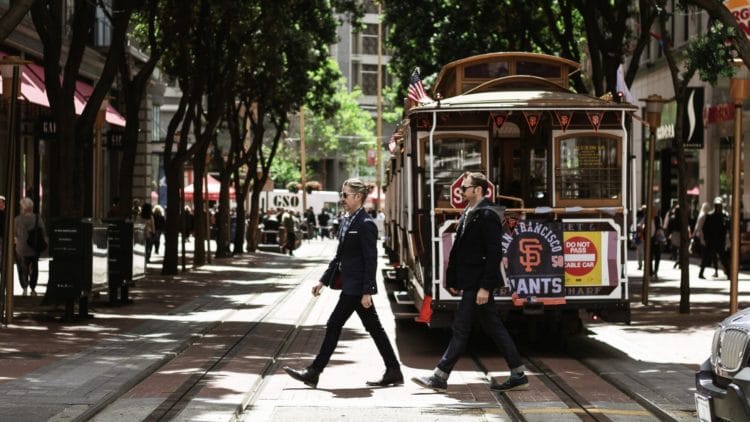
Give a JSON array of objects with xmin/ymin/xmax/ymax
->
[{"xmin": 629, "ymin": 5, "xmax": 748, "ymax": 222}]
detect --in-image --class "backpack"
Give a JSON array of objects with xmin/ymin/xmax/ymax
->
[{"xmin": 27, "ymin": 215, "xmax": 47, "ymax": 255}]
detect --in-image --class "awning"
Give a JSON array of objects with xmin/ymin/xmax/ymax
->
[
  {"xmin": 184, "ymin": 173, "xmax": 236, "ymax": 201},
  {"xmin": 74, "ymin": 80, "xmax": 126, "ymax": 127},
  {"xmin": 0, "ymin": 53, "xmax": 48, "ymax": 107},
  {"xmin": 0, "ymin": 52, "xmax": 126, "ymax": 127}
]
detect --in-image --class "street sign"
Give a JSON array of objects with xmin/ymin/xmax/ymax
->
[{"xmin": 449, "ymin": 174, "xmax": 494, "ymax": 209}]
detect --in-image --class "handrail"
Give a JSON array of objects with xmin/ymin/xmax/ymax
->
[{"xmin": 433, "ymin": 206, "xmax": 624, "ymax": 215}]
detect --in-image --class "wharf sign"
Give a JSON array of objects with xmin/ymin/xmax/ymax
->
[{"xmin": 501, "ymin": 220, "xmax": 565, "ymax": 299}]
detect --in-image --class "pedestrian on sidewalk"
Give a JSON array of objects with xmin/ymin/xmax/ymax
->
[
  {"xmin": 284, "ymin": 178, "xmax": 403, "ymax": 389},
  {"xmin": 635, "ymin": 205, "xmax": 646, "ymax": 270},
  {"xmin": 664, "ymin": 204, "xmax": 683, "ymax": 269},
  {"xmin": 14, "ymin": 197, "xmax": 47, "ymax": 296},
  {"xmin": 412, "ymin": 172, "xmax": 528, "ymax": 393},
  {"xmin": 699, "ymin": 197, "xmax": 729, "ymax": 279},
  {"xmin": 153, "ymin": 205, "xmax": 166, "ymax": 255},
  {"xmin": 691, "ymin": 202, "xmax": 710, "ymax": 259},
  {"xmin": 650, "ymin": 207, "xmax": 665, "ymax": 279},
  {"xmin": 138, "ymin": 203, "xmax": 156, "ymax": 263}
]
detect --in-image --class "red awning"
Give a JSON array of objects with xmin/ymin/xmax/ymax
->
[
  {"xmin": 74, "ymin": 80, "xmax": 126, "ymax": 127},
  {"xmin": 184, "ymin": 173, "xmax": 236, "ymax": 201},
  {"xmin": 0, "ymin": 53, "xmax": 126, "ymax": 127}
]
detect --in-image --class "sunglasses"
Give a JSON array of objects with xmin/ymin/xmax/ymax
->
[
  {"xmin": 460, "ymin": 185, "xmax": 477, "ymax": 192},
  {"xmin": 339, "ymin": 191, "xmax": 357, "ymax": 199}
]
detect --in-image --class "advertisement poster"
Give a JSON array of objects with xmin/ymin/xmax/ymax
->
[{"xmin": 501, "ymin": 220, "xmax": 565, "ymax": 298}]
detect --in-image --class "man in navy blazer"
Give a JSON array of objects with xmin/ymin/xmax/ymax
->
[
  {"xmin": 413, "ymin": 171, "xmax": 528, "ymax": 392},
  {"xmin": 284, "ymin": 178, "xmax": 402, "ymax": 388}
]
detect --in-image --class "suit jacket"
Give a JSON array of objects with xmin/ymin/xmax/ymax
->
[
  {"xmin": 321, "ymin": 208, "xmax": 378, "ymax": 295},
  {"xmin": 445, "ymin": 198, "xmax": 503, "ymax": 291}
]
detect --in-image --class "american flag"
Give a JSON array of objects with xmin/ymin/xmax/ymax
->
[{"xmin": 408, "ymin": 68, "xmax": 432, "ymax": 104}]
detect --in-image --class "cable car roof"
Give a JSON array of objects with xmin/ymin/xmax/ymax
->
[{"xmin": 409, "ymin": 89, "xmax": 638, "ymax": 113}]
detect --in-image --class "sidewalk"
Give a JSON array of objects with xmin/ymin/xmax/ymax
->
[{"xmin": 0, "ymin": 242, "xmax": 745, "ymax": 421}]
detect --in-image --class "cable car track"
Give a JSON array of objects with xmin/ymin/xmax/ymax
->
[
  {"xmin": 93, "ymin": 267, "xmax": 321, "ymax": 421},
  {"xmin": 471, "ymin": 351, "xmax": 660, "ymax": 421}
]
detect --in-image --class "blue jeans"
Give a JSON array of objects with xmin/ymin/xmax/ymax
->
[
  {"xmin": 437, "ymin": 289, "xmax": 523, "ymax": 375},
  {"xmin": 312, "ymin": 293, "xmax": 399, "ymax": 371}
]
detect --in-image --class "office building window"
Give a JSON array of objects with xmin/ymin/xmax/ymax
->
[{"xmin": 152, "ymin": 105, "xmax": 161, "ymax": 142}]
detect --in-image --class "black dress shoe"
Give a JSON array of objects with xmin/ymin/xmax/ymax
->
[
  {"xmin": 366, "ymin": 367, "xmax": 404, "ymax": 387},
  {"xmin": 283, "ymin": 366, "xmax": 320, "ymax": 388}
]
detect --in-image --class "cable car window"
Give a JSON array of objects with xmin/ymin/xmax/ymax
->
[
  {"xmin": 464, "ymin": 61, "xmax": 509, "ymax": 79},
  {"xmin": 516, "ymin": 61, "xmax": 561, "ymax": 79},
  {"xmin": 422, "ymin": 136, "xmax": 484, "ymax": 208},
  {"xmin": 556, "ymin": 134, "xmax": 620, "ymax": 204}
]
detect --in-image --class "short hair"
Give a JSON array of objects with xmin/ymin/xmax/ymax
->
[
  {"xmin": 465, "ymin": 171, "xmax": 489, "ymax": 195},
  {"xmin": 342, "ymin": 178, "xmax": 372, "ymax": 203},
  {"xmin": 19, "ymin": 197, "xmax": 33, "ymax": 212}
]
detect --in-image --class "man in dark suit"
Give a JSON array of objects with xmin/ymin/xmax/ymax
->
[
  {"xmin": 283, "ymin": 178, "xmax": 402, "ymax": 388},
  {"xmin": 413, "ymin": 171, "xmax": 527, "ymax": 392}
]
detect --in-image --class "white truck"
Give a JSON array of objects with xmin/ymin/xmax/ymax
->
[{"xmin": 259, "ymin": 189, "xmax": 340, "ymax": 215}]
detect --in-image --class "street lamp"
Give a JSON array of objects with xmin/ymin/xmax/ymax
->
[
  {"xmin": 729, "ymin": 59, "xmax": 749, "ymax": 314},
  {"xmin": 640, "ymin": 94, "xmax": 666, "ymax": 305},
  {"xmin": 0, "ymin": 56, "xmax": 28, "ymax": 324}
]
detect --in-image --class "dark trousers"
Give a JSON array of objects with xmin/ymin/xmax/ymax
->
[
  {"xmin": 650, "ymin": 240, "xmax": 662, "ymax": 274},
  {"xmin": 437, "ymin": 289, "xmax": 522, "ymax": 375},
  {"xmin": 312, "ymin": 293, "xmax": 399, "ymax": 371},
  {"xmin": 701, "ymin": 243, "xmax": 728, "ymax": 275},
  {"xmin": 16, "ymin": 254, "xmax": 39, "ymax": 290}
]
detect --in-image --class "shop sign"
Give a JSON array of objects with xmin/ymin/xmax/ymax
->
[
  {"xmin": 107, "ymin": 128, "xmax": 125, "ymax": 150},
  {"xmin": 36, "ymin": 116, "xmax": 57, "ymax": 141}
]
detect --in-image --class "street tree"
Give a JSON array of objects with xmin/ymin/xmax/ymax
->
[
  {"xmin": 157, "ymin": 0, "xmax": 248, "ymax": 272},
  {"xmin": 0, "ymin": 0, "xmax": 34, "ymax": 43},
  {"xmin": 30, "ymin": 0, "xmax": 136, "ymax": 217},
  {"xmin": 112, "ymin": 0, "xmax": 163, "ymax": 219},
  {"xmin": 198, "ymin": 1, "xmax": 361, "ymax": 255},
  {"xmin": 277, "ymin": 83, "xmax": 376, "ymax": 188}
]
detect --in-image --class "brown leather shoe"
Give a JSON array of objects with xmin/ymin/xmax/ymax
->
[
  {"xmin": 366, "ymin": 367, "xmax": 404, "ymax": 387},
  {"xmin": 283, "ymin": 366, "xmax": 320, "ymax": 388}
]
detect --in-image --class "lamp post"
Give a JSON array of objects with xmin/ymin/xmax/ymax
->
[
  {"xmin": 640, "ymin": 94, "xmax": 666, "ymax": 305},
  {"xmin": 93, "ymin": 97, "xmax": 109, "ymax": 219},
  {"xmin": 0, "ymin": 56, "xmax": 27, "ymax": 324},
  {"xmin": 730, "ymin": 60, "xmax": 749, "ymax": 314}
]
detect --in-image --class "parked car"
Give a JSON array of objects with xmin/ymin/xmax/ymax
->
[{"xmin": 695, "ymin": 308, "xmax": 750, "ymax": 421}]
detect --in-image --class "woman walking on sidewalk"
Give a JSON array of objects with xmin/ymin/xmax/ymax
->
[
  {"xmin": 14, "ymin": 198, "xmax": 47, "ymax": 296},
  {"xmin": 283, "ymin": 178, "xmax": 403, "ymax": 388}
]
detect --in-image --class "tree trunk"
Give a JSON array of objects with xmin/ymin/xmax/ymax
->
[
  {"xmin": 162, "ymin": 162, "xmax": 182, "ymax": 274},
  {"xmin": 192, "ymin": 147, "xmax": 207, "ymax": 266},
  {"xmin": 215, "ymin": 170, "xmax": 232, "ymax": 258},
  {"xmin": 248, "ymin": 186, "xmax": 262, "ymax": 252}
]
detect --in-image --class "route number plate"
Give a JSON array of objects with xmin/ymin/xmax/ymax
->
[{"xmin": 695, "ymin": 393, "xmax": 712, "ymax": 422}]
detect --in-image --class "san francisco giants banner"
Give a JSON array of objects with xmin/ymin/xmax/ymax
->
[{"xmin": 501, "ymin": 220, "xmax": 565, "ymax": 299}]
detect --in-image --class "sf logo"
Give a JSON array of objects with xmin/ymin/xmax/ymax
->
[{"xmin": 519, "ymin": 238, "xmax": 543, "ymax": 272}]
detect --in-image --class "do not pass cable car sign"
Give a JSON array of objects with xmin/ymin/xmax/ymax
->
[{"xmin": 450, "ymin": 174, "xmax": 494, "ymax": 208}]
